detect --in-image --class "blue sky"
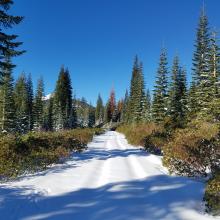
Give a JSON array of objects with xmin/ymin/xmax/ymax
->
[{"xmin": 10, "ymin": 0, "xmax": 220, "ymax": 105}]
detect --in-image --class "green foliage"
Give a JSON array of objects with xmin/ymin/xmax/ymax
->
[
  {"xmin": 95, "ymin": 94, "xmax": 104, "ymax": 125},
  {"xmin": 152, "ymin": 48, "xmax": 169, "ymax": 123},
  {"xmin": 53, "ymin": 67, "xmax": 74, "ymax": 130},
  {"xmin": 14, "ymin": 74, "xmax": 29, "ymax": 134},
  {"xmin": 127, "ymin": 56, "xmax": 147, "ymax": 123},
  {"xmin": 0, "ymin": 57, "xmax": 15, "ymax": 133},
  {"xmin": 204, "ymin": 172, "xmax": 220, "ymax": 216},
  {"xmin": 33, "ymin": 78, "xmax": 44, "ymax": 131},
  {"xmin": 168, "ymin": 56, "xmax": 187, "ymax": 128}
]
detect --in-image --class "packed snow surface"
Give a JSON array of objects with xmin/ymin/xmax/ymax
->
[{"xmin": 0, "ymin": 131, "xmax": 219, "ymax": 220}]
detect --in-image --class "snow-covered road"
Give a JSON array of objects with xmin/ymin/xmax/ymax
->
[{"xmin": 0, "ymin": 131, "xmax": 219, "ymax": 220}]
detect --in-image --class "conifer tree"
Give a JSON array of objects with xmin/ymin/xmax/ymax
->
[
  {"xmin": 0, "ymin": 0, "xmax": 24, "ymax": 133},
  {"xmin": 152, "ymin": 49, "xmax": 169, "ymax": 123},
  {"xmin": 0, "ymin": 57, "xmax": 15, "ymax": 132},
  {"xmin": 71, "ymin": 96, "xmax": 78, "ymax": 128},
  {"xmin": 209, "ymin": 31, "xmax": 220, "ymax": 96},
  {"xmin": 0, "ymin": 0, "xmax": 24, "ymax": 67},
  {"xmin": 95, "ymin": 94, "xmax": 104, "ymax": 125},
  {"xmin": 168, "ymin": 56, "xmax": 187, "ymax": 127},
  {"xmin": 33, "ymin": 78, "xmax": 44, "ymax": 131},
  {"xmin": 127, "ymin": 56, "xmax": 147, "ymax": 123},
  {"xmin": 14, "ymin": 74, "xmax": 29, "ymax": 134},
  {"xmin": 44, "ymin": 96, "xmax": 54, "ymax": 131},
  {"xmin": 106, "ymin": 89, "xmax": 116, "ymax": 123},
  {"xmin": 88, "ymin": 105, "xmax": 95, "ymax": 128},
  {"xmin": 121, "ymin": 90, "xmax": 129, "ymax": 123},
  {"xmin": 188, "ymin": 81, "xmax": 198, "ymax": 119},
  {"xmin": 26, "ymin": 74, "xmax": 34, "ymax": 131},
  {"xmin": 53, "ymin": 67, "xmax": 73, "ymax": 130},
  {"xmin": 116, "ymin": 99, "xmax": 124, "ymax": 122},
  {"xmin": 145, "ymin": 89, "xmax": 151, "ymax": 121},
  {"xmin": 192, "ymin": 9, "xmax": 212, "ymax": 117}
]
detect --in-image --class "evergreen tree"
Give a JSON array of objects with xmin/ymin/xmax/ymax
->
[
  {"xmin": 116, "ymin": 99, "xmax": 124, "ymax": 122},
  {"xmin": 121, "ymin": 90, "xmax": 129, "ymax": 123},
  {"xmin": 145, "ymin": 89, "xmax": 151, "ymax": 121},
  {"xmin": 192, "ymin": 9, "xmax": 212, "ymax": 116},
  {"xmin": 152, "ymin": 48, "xmax": 169, "ymax": 123},
  {"xmin": 71, "ymin": 96, "xmax": 78, "ymax": 128},
  {"xmin": 127, "ymin": 56, "xmax": 147, "ymax": 123},
  {"xmin": 0, "ymin": 0, "xmax": 24, "ymax": 133},
  {"xmin": 88, "ymin": 105, "xmax": 95, "ymax": 128},
  {"xmin": 14, "ymin": 74, "xmax": 29, "ymax": 134},
  {"xmin": 168, "ymin": 56, "xmax": 187, "ymax": 127},
  {"xmin": 26, "ymin": 74, "xmax": 34, "ymax": 131},
  {"xmin": 44, "ymin": 96, "xmax": 54, "ymax": 131},
  {"xmin": 95, "ymin": 94, "xmax": 104, "ymax": 125},
  {"xmin": 0, "ymin": 0, "xmax": 24, "ymax": 68},
  {"xmin": 53, "ymin": 67, "xmax": 73, "ymax": 130},
  {"xmin": 106, "ymin": 89, "xmax": 116, "ymax": 123},
  {"xmin": 0, "ymin": 57, "xmax": 15, "ymax": 132},
  {"xmin": 188, "ymin": 81, "xmax": 197, "ymax": 119},
  {"xmin": 209, "ymin": 31, "xmax": 220, "ymax": 96},
  {"xmin": 33, "ymin": 78, "xmax": 44, "ymax": 131}
]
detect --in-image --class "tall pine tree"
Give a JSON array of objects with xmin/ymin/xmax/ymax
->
[
  {"xmin": 0, "ymin": 57, "xmax": 15, "ymax": 132},
  {"xmin": 95, "ymin": 94, "xmax": 104, "ymax": 126},
  {"xmin": 0, "ymin": 0, "xmax": 24, "ymax": 133},
  {"xmin": 168, "ymin": 56, "xmax": 187, "ymax": 128},
  {"xmin": 152, "ymin": 48, "xmax": 169, "ymax": 123},
  {"xmin": 53, "ymin": 67, "xmax": 73, "ymax": 130},
  {"xmin": 127, "ymin": 56, "xmax": 147, "ymax": 123},
  {"xmin": 192, "ymin": 9, "xmax": 212, "ymax": 117},
  {"xmin": 33, "ymin": 78, "xmax": 44, "ymax": 131},
  {"xmin": 14, "ymin": 73, "xmax": 29, "ymax": 134}
]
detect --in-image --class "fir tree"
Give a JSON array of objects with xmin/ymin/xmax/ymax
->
[
  {"xmin": 95, "ymin": 94, "xmax": 104, "ymax": 125},
  {"xmin": 88, "ymin": 105, "xmax": 95, "ymax": 128},
  {"xmin": 106, "ymin": 89, "xmax": 116, "ymax": 123},
  {"xmin": 145, "ymin": 89, "xmax": 151, "ymax": 121},
  {"xmin": 116, "ymin": 99, "xmax": 124, "ymax": 122},
  {"xmin": 168, "ymin": 56, "xmax": 187, "ymax": 127},
  {"xmin": 152, "ymin": 48, "xmax": 169, "ymax": 123},
  {"xmin": 71, "ymin": 96, "xmax": 78, "ymax": 128},
  {"xmin": 188, "ymin": 81, "xmax": 198, "ymax": 119},
  {"xmin": 26, "ymin": 74, "xmax": 34, "ymax": 131},
  {"xmin": 0, "ymin": 0, "xmax": 25, "ymax": 67},
  {"xmin": 0, "ymin": 0, "xmax": 24, "ymax": 133},
  {"xmin": 127, "ymin": 56, "xmax": 147, "ymax": 123},
  {"xmin": 44, "ymin": 96, "xmax": 54, "ymax": 131},
  {"xmin": 192, "ymin": 9, "xmax": 212, "ymax": 117},
  {"xmin": 121, "ymin": 90, "xmax": 129, "ymax": 123},
  {"xmin": 14, "ymin": 73, "xmax": 29, "ymax": 134},
  {"xmin": 209, "ymin": 31, "xmax": 220, "ymax": 97},
  {"xmin": 53, "ymin": 67, "xmax": 73, "ymax": 130},
  {"xmin": 33, "ymin": 78, "xmax": 44, "ymax": 131},
  {"xmin": 0, "ymin": 57, "xmax": 15, "ymax": 132}
]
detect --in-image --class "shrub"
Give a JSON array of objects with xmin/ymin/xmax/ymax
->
[
  {"xmin": 117, "ymin": 123, "xmax": 167, "ymax": 154},
  {"xmin": 204, "ymin": 171, "xmax": 220, "ymax": 216},
  {"xmin": 163, "ymin": 121, "xmax": 220, "ymax": 177},
  {"xmin": 144, "ymin": 130, "xmax": 168, "ymax": 155},
  {"xmin": 0, "ymin": 128, "xmax": 101, "ymax": 180}
]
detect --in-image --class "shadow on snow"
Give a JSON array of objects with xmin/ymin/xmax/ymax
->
[{"xmin": 0, "ymin": 175, "xmax": 204, "ymax": 220}]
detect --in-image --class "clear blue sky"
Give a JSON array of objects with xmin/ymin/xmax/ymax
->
[{"xmin": 10, "ymin": 0, "xmax": 220, "ymax": 105}]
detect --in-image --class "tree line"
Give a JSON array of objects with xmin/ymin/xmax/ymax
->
[
  {"xmin": 98, "ymin": 9, "xmax": 219, "ymax": 129},
  {"xmin": 0, "ymin": 1, "xmax": 219, "ymax": 134}
]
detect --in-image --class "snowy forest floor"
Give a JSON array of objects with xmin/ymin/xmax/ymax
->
[{"xmin": 0, "ymin": 131, "xmax": 219, "ymax": 220}]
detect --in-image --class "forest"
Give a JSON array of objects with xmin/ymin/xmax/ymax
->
[{"xmin": 0, "ymin": 0, "xmax": 219, "ymax": 217}]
